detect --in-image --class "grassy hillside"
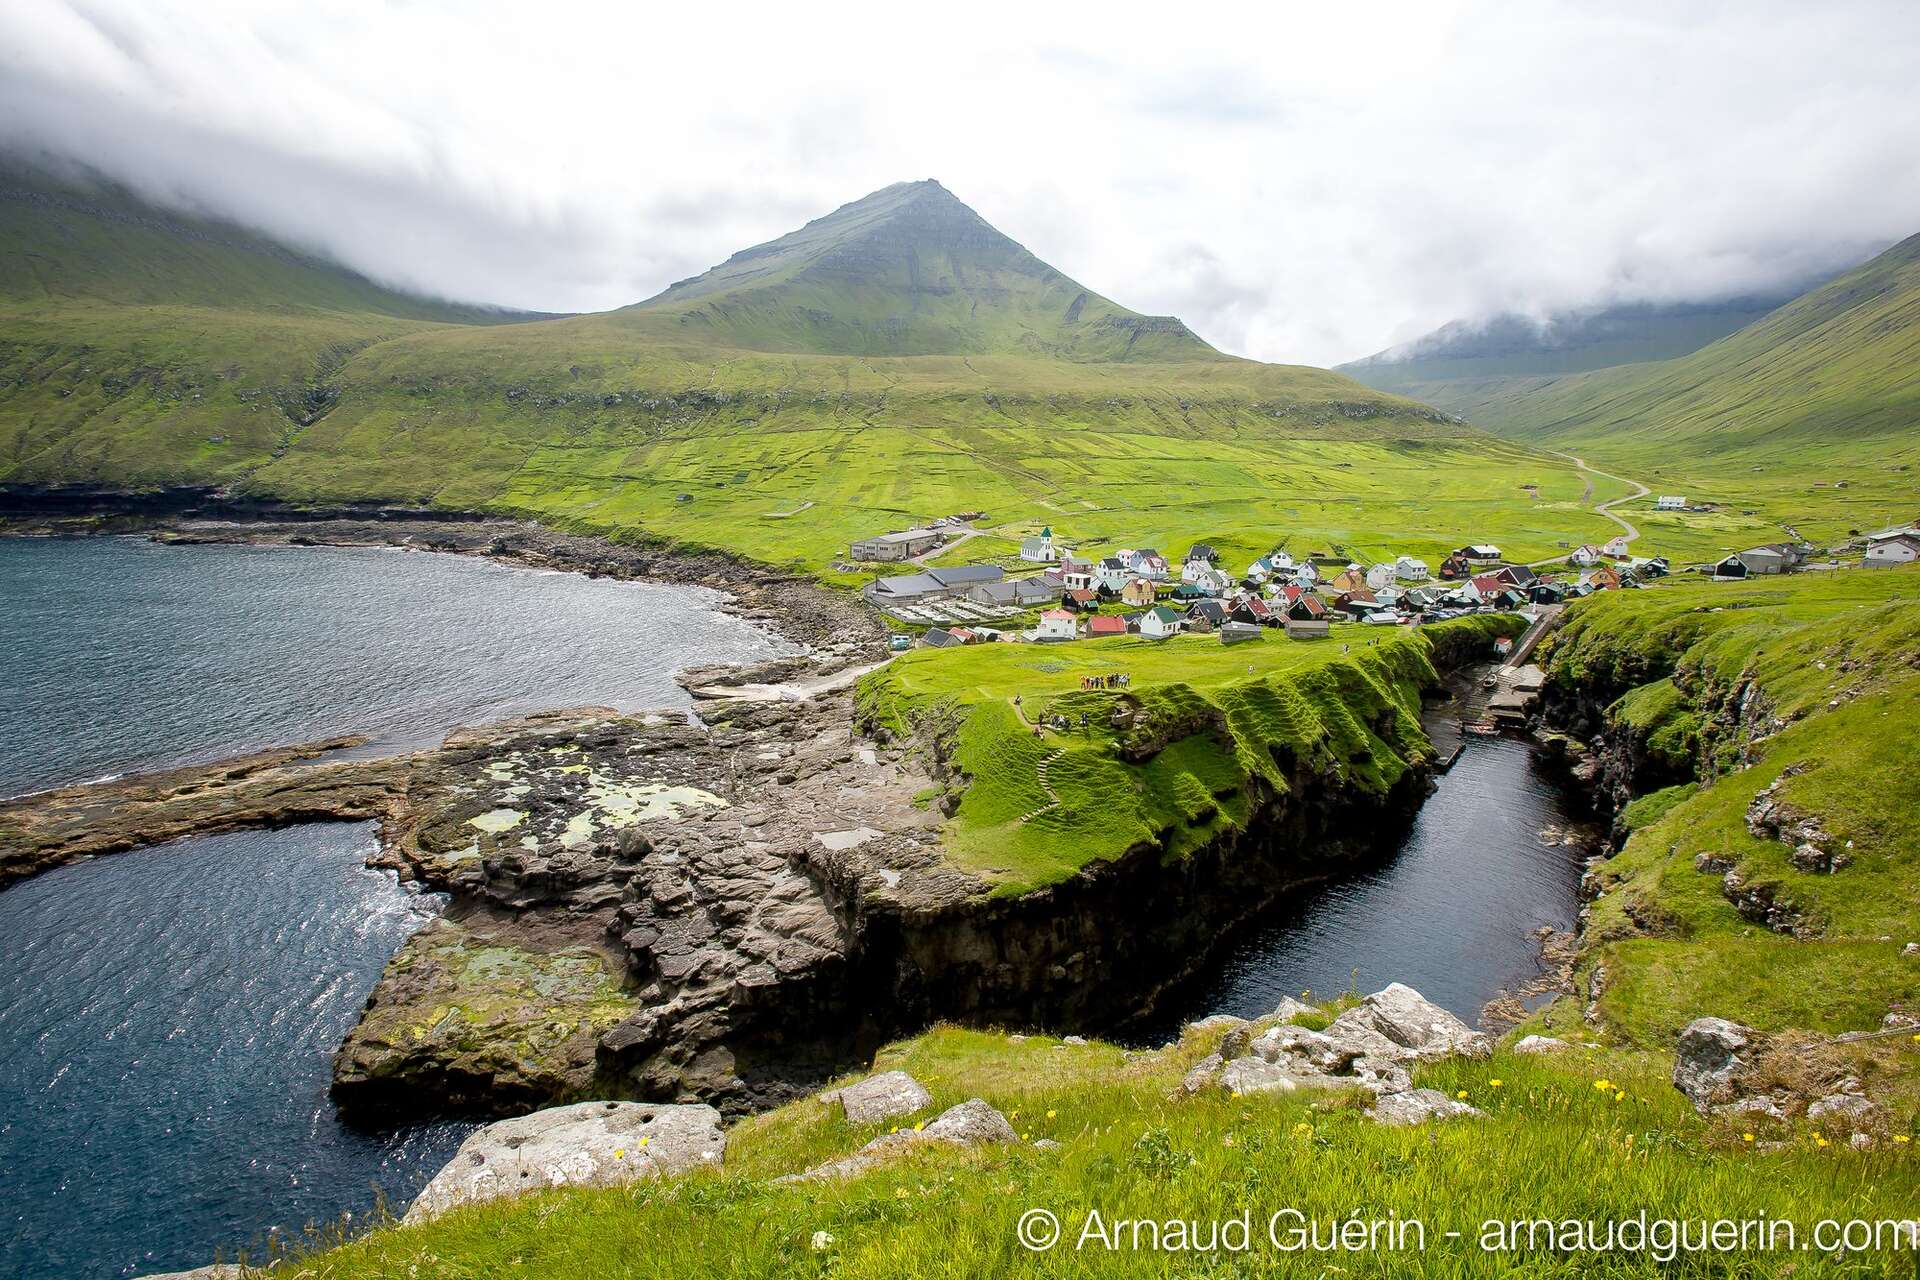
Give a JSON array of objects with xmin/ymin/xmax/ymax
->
[
  {"xmin": 1340, "ymin": 295, "xmax": 1804, "ymax": 394},
  {"xmin": 0, "ymin": 169, "xmax": 1680, "ymax": 572},
  {"xmin": 856, "ymin": 617, "xmax": 1518, "ymax": 892},
  {"xmin": 626, "ymin": 179, "xmax": 1211, "ymax": 361},
  {"xmin": 1532, "ymin": 566, "xmax": 1920, "ymax": 1052},
  {"xmin": 1410, "ymin": 236, "xmax": 1920, "ymax": 551},
  {"xmin": 276, "ymin": 1020, "xmax": 1920, "ymax": 1278},
  {"xmin": 0, "ymin": 159, "xmax": 552, "ymax": 488}
]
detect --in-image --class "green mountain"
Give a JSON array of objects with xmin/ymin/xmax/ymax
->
[
  {"xmin": 626, "ymin": 179, "xmax": 1212, "ymax": 360},
  {"xmin": 7, "ymin": 169, "xmax": 1638, "ymax": 577},
  {"xmin": 1337, "ymin": 295, "xmax": 1805, "ymax": 400},
  {"xmin": 1439, "ymin": 233, "xmax": 1920, "ymax": 461},
  {"xmin": 0, "ymin": 159, "xmax": 537, "ymax": 323}
]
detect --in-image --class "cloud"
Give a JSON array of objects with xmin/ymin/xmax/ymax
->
[{"xmin": 3, "ymin": 0, "xmax": 1918, "ymax": 365}]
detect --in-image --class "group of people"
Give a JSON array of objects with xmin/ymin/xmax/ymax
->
[{"xmin": 1077, "ymin": 672, "xmax": 1131, "ymax": 690}]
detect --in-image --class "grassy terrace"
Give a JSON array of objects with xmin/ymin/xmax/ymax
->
[
  {"xmin": 856, "ymin": 616, "xmax": 1519, "ymax": 894},
  {"xmin": 1527, "ymin": 565, "xmax": 1920, "ymax": 1068},
  {"xmin": 284, "ymin": 1023, "xmax": 1920, "ymax": 1278}
]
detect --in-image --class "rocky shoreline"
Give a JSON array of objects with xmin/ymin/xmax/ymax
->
[
  {"xmin": 0, "ymin": 491, "xmax": 886, "ymax": 658},
  {"xmin": 3, "ymin": 654, "xmax": 1450, "ymax": 1123},
  {"xmin": 2, "ymin": 494, "xmax": 1528, "ymax": 1130}
]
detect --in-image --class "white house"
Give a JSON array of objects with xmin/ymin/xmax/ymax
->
[
  {"xmin": 1291, "ymin": 561, "xmax": 1319, "ymax": 586},
  {"xmin": 1570, "ymin": 544, "xmax": 1604, "ymax": 567},
  {"xmin": 1865, "ymin": 532, "xmax": 1920, "ymax": 567},
  {"xmin": 1736, "ymin": 546, "xmax": 1789, "ymax": 575},
  {"xmin": 1603, "ymin": 535, "xmax": 1631, "ymax": 558},
  {"xmin": 1126, "ymin": 548, "xmax": 1171, "ymax": 580},
  {"xmin": 1095, "ymin": 556, "xmax": 1133, "ymax": 593},
  {"xmin": 1035, "ymin": 609, "xmax": 1078, "ymax": 641},
  {"xmin": 1140, "ymin": 605, "xmax": 1184, "ymax": 639},
  {"xmin": 1656, "ymin": 495, "xmax": 1687, "ymax": 511},
  {"xmin": 1018, "ymin": 527, "xmax": 1057, "ymax": 563},
  {"xmin": 1393, "ymin": 555, "xmax": 1428, "ymax": 581},
  {"xmin": 1365, "ymin": 563, "xmax": 1395, "ymax": 591},
  {"xmin": 1182, "ymin": 565, "xmax": 1232, "ymax": 594}
]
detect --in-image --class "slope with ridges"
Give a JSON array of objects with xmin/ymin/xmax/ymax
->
[
  {"xmin": 0, "ymin": 172, "xmax": 1654, "ymax": 572},
  {"xmin": 626, "ymin": 179, "xmax": 1213, "ymax": 361}
]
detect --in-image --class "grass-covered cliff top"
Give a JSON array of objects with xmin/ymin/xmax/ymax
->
[
  {"xmin": 856, "ymin": 617, "xmax": 1520, "ymax": 894},
  {"xmin": 282, "ymin": 1020, "xmax": 1920, "ymax": 1278},
  {"xmin": 1530, "ymin": 566, "xmax": 1920, "ymax": 1063}
]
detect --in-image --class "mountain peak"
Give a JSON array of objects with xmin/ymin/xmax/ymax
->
[{"xmin": 632, "ymin": 180, "xmax": 1214, "ymax": 362}]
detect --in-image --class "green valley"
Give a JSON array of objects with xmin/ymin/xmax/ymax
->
[
  {"xmin": 1347, "ymin": 236, "xmax": 1920, "ymax": 556},
  {"xmin": 1, "ymin": 165, "xmax": 1689, "ymax": 574}
]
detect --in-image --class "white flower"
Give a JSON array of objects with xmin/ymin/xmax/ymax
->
[{"xmin": 811, "ymin": 1230, "xmax": 835, "ymax": 1251}]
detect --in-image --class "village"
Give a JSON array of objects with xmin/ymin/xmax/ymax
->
[
  {"xmin": 847, "ymin": 520, "xmax": 1678, "ymax": 650},
  {"xmin": 842, "ymin": 508, "xmax": 1920, "ymax": 651}
]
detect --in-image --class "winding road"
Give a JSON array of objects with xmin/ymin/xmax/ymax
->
[{"xmin": 1527, "ymin": 451, "xmax": 1651, "ymax": 568}]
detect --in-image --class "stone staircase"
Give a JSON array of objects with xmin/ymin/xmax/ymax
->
[{"xmin": 1018, "ymin": 748, "xmax": 1065, "ymax": 823}]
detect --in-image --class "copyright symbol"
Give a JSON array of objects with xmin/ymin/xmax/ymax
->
[{"xmin": 1017, "ymin": 1208, "xmax": 1060, "ymax": 1251}]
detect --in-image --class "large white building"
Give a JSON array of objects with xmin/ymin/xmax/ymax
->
[
  {"xmin": 1656, "ymin": 495, "xmax": 1687, "ymax": 511},
  {"xmin": 1865, "ymin": 532, "xmax": 1920, "ymax": 567}
]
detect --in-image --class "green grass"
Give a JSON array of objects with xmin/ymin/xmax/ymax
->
[
  {"xmin": 1538, "ymin": 566, "xmax": 1920, "ymax": 1050},
  {"xmin": 276, "ymin": 1023, "xmax": 1920, "ymax": 1278},
  {"xmin": 1394, "ymin": 233, "xmax": 1920, "ymax": 555},
  {"xmin": 0, "ymin": 163, "xmax": 1789, "ymax": 579},
  {"xmin": 857, "ymin": 617, "xmax": 1519, "ymax": 893}
]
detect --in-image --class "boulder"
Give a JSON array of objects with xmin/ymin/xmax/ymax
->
[
  {"xmin": 1185, "ymin": 1013, "xmax": 1248, "ymax": 1036},
  {"xmin": 1251, "ymin": 1022, "xmax": 1404, "ymax": 1076},
  {"xmin": 1371, "ymin": 1088, "xmax": 1484, "ymax": 1126},
  {"xmin": 1512, "ymin": 1035, "xmax": 1569, "ymax": 1055},
  {"xmin": 1327, "ymin": 984, "xmax": 1490, "ymax": 1061},
  {"xmin": 403, "ymin": 1100, "xmax": 725, "ymax": 1223},
  {"xmin": 1271, "ymin": 996, "xmax": 1317, "ymax": 1023},
  {"xmin": 1179, "ymin": 1053, "xmax": 1224, "ymax": 1096},
  {"xmin": 828, "ymin": 1070, "xmax": 932, "ymax": 1126},
  {"xmin": 1808, "ymin": 1092, "xmax": 1878, "ymax": 1125},
  {"xmin": 1218, "ymin": 1057, "xmax": 1325, "ymax": 1096},
  {"xmin": 785, "ymin": 1098, "xmax": 1018, "ymax": 1182},
  {"xmin": 1672, "ymin": 1017, "xmax": 1756, "ymax": 1113}
]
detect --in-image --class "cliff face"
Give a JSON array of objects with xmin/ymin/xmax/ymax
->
[
  {"xmin": 6, "ymin": 609, "xmax": 1514, "ymax": 1126},
  {"xmin": 1529, "ymin": 572, "xmax": 1920, "ymax": 1051}
]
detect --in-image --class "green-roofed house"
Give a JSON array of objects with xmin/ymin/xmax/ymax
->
[{"xmin": 1140, "ymin": 605, "xmax": 1185, "ymax": 639}]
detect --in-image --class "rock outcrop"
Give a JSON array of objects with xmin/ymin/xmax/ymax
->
[
  {"xmin": 1372, "ymin": 1088, "xmax": 1485, "ymax": 1126},
  {"xmin": 1179, "ymin": 986, "xmax": 1489, "ymax": 1125},
  {"xmin": 403, "ymin": 1100, "xmax": 726, "ymax": 1223},
  {"xmin": 785, "ymin": 1098, "xmax": 1018, "ymax": 1182},
  {"xmin": 821, "ymin": 1070, "xmax": 934, "ymax": 1125},
  {"xmin": 1672, "ymin": 1017, "xmax": 1758, "ymax": 1112}
]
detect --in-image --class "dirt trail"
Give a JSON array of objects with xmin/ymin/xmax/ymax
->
[{"xmin": 1527, "ymin": 452, "xmax": 1651, "ymax": 567}]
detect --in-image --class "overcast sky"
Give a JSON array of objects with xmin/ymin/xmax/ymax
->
[{"xmin": 3, "ymin": 0, "xmax": 1918, "ymax": 366}]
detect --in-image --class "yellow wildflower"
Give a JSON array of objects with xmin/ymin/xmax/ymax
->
[
  {"xmin": 914, "ymin": 1120, "xmax": 925, "ymax": 1131},
  {"xmin": 1594, "ymin": 1079, "xmax": 1612, "ymax": 1091},
  {"xmin": 1895, "ymin": 1135, "xmax": 1912, "ymax": 1144},
  {"xmin": 1046, "ymin": 1109, "xmax": 1057, "ymax": 1120},
  {"xmin": 1742, "ymin": 1133, "xmax": 1755, "ymax": 1143},
  {"xmin": 1456, "ymin": 1091, "xmax": 1468, "ymax": 1100},
  {"xmin": 613, "ymin": 1149, "xmax": 625, "ymax": 1160},
  {"xmin": 1615, "ymin": 1091, "xmax": 1626, "ymax": 1103},
  {"xmin": 1488, "ymin": 1079, "xmax": 1503, "ymax": 1088},
  {"xmin": 638, "ymin": 1136, "xmax": 649, "ymax": 1147}
]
